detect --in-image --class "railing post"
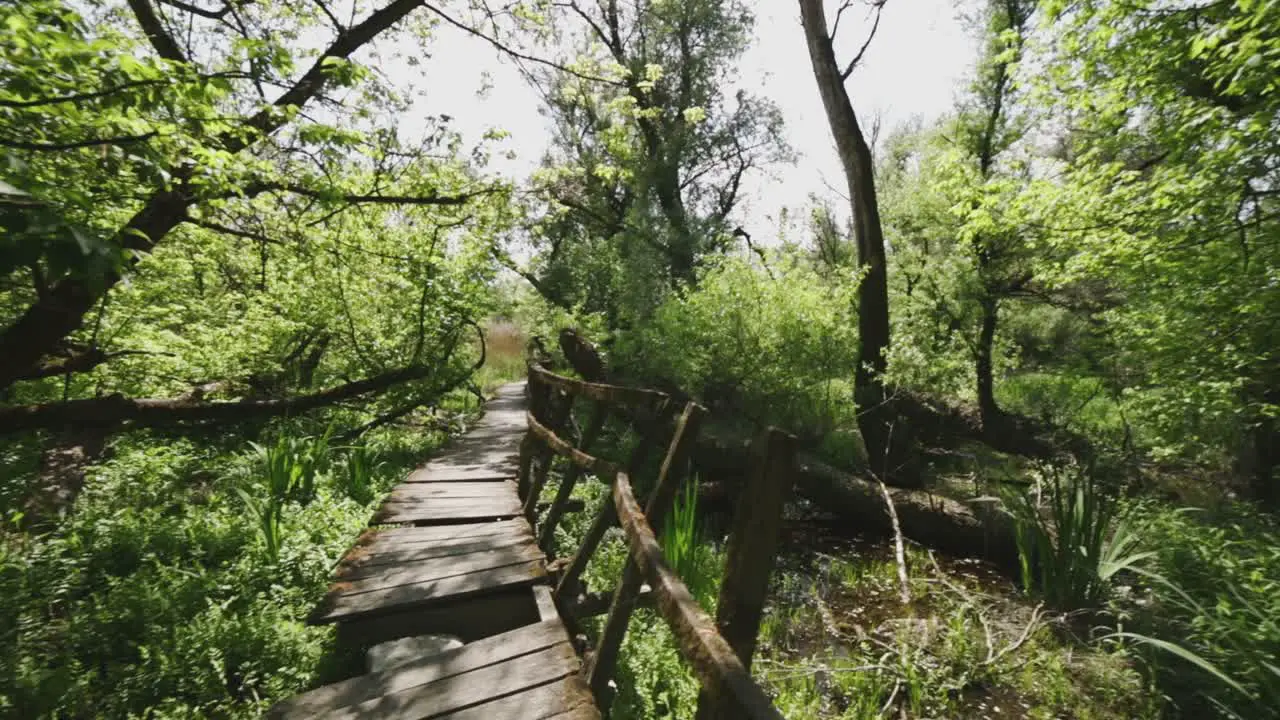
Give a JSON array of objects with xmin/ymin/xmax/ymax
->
[
  {"xmin": 523, "ymin": 389, "xmax": 573, "ymax": 521},
  {"xmin": 696, "ymin": 427, "xmax": 797, "ymax": 720},
  {"xmin": 554, "ymin": 432, "xmax": 654, "ymax": 604},
  {"xmin": 585, "ymin": 402, "xmax": 706, "ymax": 709},
  {"xmin": 517, "ymin": 366, "xmax": 542, "ymax": 501},
  {"xmin": 539, "ymin": 400, "xmax": 610, "ymax": 554}
]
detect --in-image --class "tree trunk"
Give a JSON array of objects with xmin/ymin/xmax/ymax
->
[
  {"xmin": 976, "ymin": 295, "xmax": 1003, "ymax": 431},
  {"xmin": 798, "ymin": 0, "xmax": 912, "ymax": 484},
  {"xmin": 1248, "ymin": 386, "xmax": 1280, "ymax": 508},
  {"xmin": 0, "ymin": 189, "xmax": 190, "ymax": 391}
]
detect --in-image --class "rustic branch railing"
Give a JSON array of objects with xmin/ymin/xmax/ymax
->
[{"xmin": 517, "ymin": 363, "xmax": 796, "ymax": 719}]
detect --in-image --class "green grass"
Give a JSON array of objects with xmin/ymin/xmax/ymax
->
[{"xmin": 1111, "ymin": 499, "xmax": 1280, "ymax": 719}]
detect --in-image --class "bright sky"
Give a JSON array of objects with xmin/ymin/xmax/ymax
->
[{"xmin": 409, "ymin": 0, "xmax": 976, "ymax": 242}]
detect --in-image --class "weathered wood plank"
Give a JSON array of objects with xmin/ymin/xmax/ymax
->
[
  {"xmin": 376, "ymin": 497, "xmax": 523, "ymax": 512},
  {"xmin": 362, "ymin": 520, "xmax": 528, "ymax": 544},
  {"xmin": 336, "ymin": 589, "xmax": 540, "ymax": 646},
  {"xmin": 587, "ymin": 402, "xmax": 705, "ymax": 705},
  {"xmin": 554, "ymin": 437, "xmax": 655, "ymax": 600},
  {"xmin": 523, "ymin": 390, "xmax": 574, "ymax": 522},
  {"xmin": 372, "ymin": 497, "xmax": 524, "ymax": 524},
  {"xmin": 529, "ymin": 362, "xmax": 669, "ymax": 409},
  {"xmin": 697, "ymin": 428, "xmax": 797, "ymax": 720},
  {"xmin": 388, "ymin": 482, "xmax": 518, "ymax": 500},
  {"xmin": 333, "ymin": 545, "xmax": 546, "ymax": 589},
  {"xmin": 432, "ymin": 676, "xmax": 599, "ymax": 720},
  {"xmin": 315, "ymin": 643, "xmax": 581, "ymax": 720},
  {"xmin": 340, "ymin": 533, "xmax": 536, "ymax": 573},
  {"xmin": 539, "ymin": 402, "xmax": 609, "ymax": 553},
  {"xmin": 526, "ymin": 412, "xmax": 620, "ymax": 479},
  {"xmin": 404, "ymin": 463, "xmax": 519, "ymax": 483},
  {"xmin": 268, "ymin": 620, "xmax": 570, "ymax": 719},
  {"xmin": 312, "ymin": 560, "xmax": 547, "ymax": 623}
]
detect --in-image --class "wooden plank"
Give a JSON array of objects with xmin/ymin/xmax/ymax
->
[
  {"xmin": 697, "ymin": 428, "xmax": 797, "ymax": 720},
  {"xmin": 269, "ymin": 620, "xmax": 571, "ymax": 718},
  {"xmin": 529, "ymin": 362, "xmax": 669, "ymax": 409},
  {"xmin": 376, "ymin": 498, "xmax": 523, "ymax": 515},
  {"xmin": 385, "ymin": 491, "xmax": 519, "ymax": 506},
  {"xmin": 372, "ymin": 497, "xmax": 524, "ymax": 525},
  {"xmin": 363, "ymin": 520, "xmax": 528, "ymax": 544},
  {"xmin": 315, "ymin": 643, "xmax": 580, "ymax": 720},
  {"xmin": 388, "ymin": 483, "xmax": 518, "ymax": 500},
  {"xmin": 312, "ymin": 560, "xmax": 547, "ymax": 623},
  {"xmin": 340, "ymin": 533, "xmax": 536, "ymax": 573},
  {"xmin": 337, "ymin": 588, "xmax": 540, "ymax": 646},
  {"xmin": 554, "ymin": 435, "xmax": 656, "ymax": 600},
  {"xmin": 333, "ymin": 545, "xmax": 546, "ymax": 589},
  {"xmin": 539, "ymin": 402, "xmax": 609, "ymax": 553},
  {"xmin": 406, "ymin": 460, "xmax": 519, "ymax": 483},
  {"xmin": 432, "ymin": 676, "xmax": 599, "ymax": 720},
  {"xmin": 612, "ymin": 472, "xmax": 784, "ymax": 720},
  {"xmin": 533, "ymin": 584, "xmax": 559, "ymax": 623}
]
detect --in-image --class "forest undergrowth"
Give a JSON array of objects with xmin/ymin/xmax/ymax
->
[
  {"xmin": 0, "ymin": 332, "xmax": 525, "ymax": 718},
  {"xmin": 4, "ymin": 0, "xmax": 1279, "ymax": 716}
]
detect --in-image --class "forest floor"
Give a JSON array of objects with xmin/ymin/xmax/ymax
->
[{"xmin": 558, "ymin": 468, "xmax": 1158, "ymax": 720}]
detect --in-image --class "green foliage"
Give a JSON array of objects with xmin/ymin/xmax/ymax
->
[
  {"xmin": 515, "ymin": 0, "xmax": 789, "ymax": 322},
  {"xmin": 617, "ymin": 254, "xmax": 860, "ymax": 446},
  {"xmin": 338, "ymin": 446, "xmax": 383, "ymax": 506},
  {"xmin": 1006, "ymin": 462, "xmax": 1150, "ymax": 609},
  {"xmin": 659, "ymin": 474, "xmax": 720, "ymax": 608},
  {"xmin": 1024, "ymin": 0, "xmax": 1280, "ymax": 473},
  {"xmin": 1116, "ymin": 501, "xmax": 1280, "ymax": 718},
  {"xmin": 998, "ymin": 373, "xmax": 1126, "ymax": 440},
  {"xmin": 249, "ymin": 427, "xmax": 333, "ymax": 507}
]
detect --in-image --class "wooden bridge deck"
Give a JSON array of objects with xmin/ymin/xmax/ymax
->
[{"xmin": 271, "ymin": 382, "xmax": 601, "ymax": 720}]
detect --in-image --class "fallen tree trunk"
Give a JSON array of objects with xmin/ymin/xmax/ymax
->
[
  {"xmin": 689, "ymin": 432, "xmax": 1021, "ymax": 574},
  {"xmin": 0, "ymin": 363, "xmax": 457, "ymax": 434},
  {"xmin": 1, "ymin": 321, "xmax": 487, "ymax": 436}
]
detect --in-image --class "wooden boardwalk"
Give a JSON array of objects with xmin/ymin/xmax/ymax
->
[{"xmin": 271, "ymin": 382, "xmax": 600, "ymax": 720}]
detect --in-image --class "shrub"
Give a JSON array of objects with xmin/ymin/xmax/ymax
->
[{"xmin": 616, "ymin": 254, "xmax": 860, "ymax": 446}]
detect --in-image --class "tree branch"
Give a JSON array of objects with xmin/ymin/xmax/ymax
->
[
  {"xmin": 126, "ymin": 0, "xmax": 188, "ymax": 62},
  {"xmin": 0, "ymin": 80, "xmax": 165, "ymax": 109},
  {"xmin": 829, "ymin": 0, "xmax": 855, "ymax": 41},
  {"xmin": 839, "ymin": 1, "xmax": 885, "ymax": 81},
  {"xmin": 229, "ymin": 0, "xmax": 428, "ymax": 153},
  {"xmin": 309, "ymin": 0, "xmax": 347, "ymax": 32},
  {"xmin": 184, "ymin": 216, "xmax": 283, "ymax": 244},
  {"xmin": 15, "ymin": 348, "xmax": 175, "ymax": 382},
  {"xmin": 0, "ymin": 132, "xmax": 159, "ymax": 151},
  {"xmin": 421, "ymin": 2, "xmax": 623, "ymax": 86},
  {"xmin": 155, "ymin": 0, "xmax": 233, "ymax": 19},
  {"xmin": 242, "ymin": 181, "xmax": 496, "ymax": 206}
]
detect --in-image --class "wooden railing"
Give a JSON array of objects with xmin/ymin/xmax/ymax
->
[{"xmin": 517, "ymin": 363, "xmax": 797, "ymax": 719}]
